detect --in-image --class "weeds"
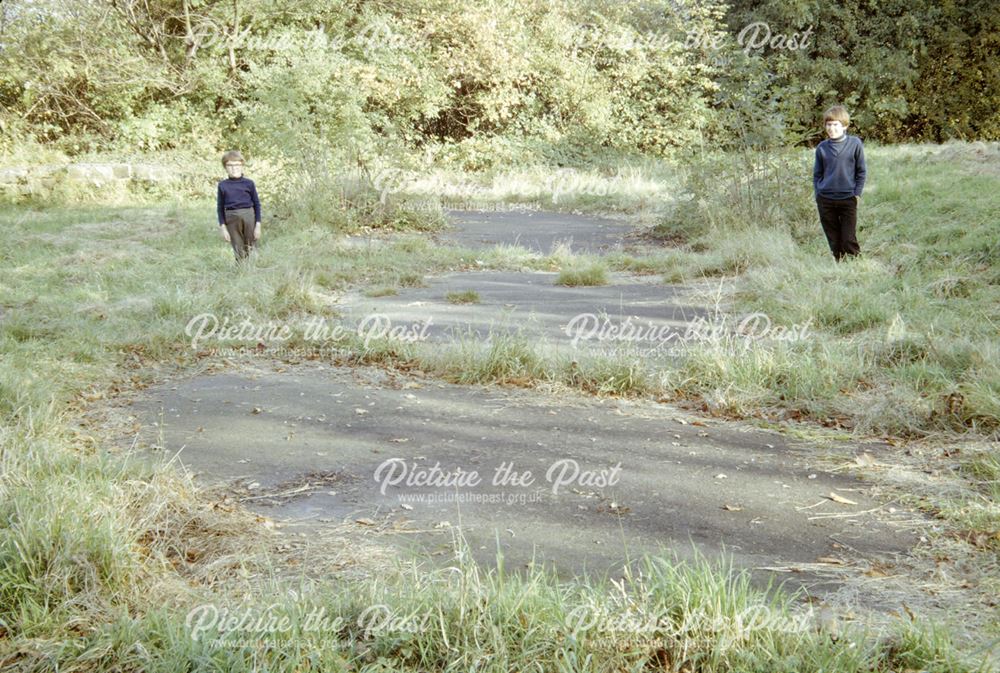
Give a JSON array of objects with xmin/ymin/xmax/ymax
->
[
  {"xmin": 445, "ymin": 290, "xmax": 480, "ymax": 304},
  {"xmin": 555, "ymin": 262, "xmax": 609, "ymax": 287}
]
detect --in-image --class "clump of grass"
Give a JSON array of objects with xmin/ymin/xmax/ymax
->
[
  {"xmin": 364, "ymin": 286, "xmax": 398, "ymax": 298},
  {"xmin": 433, "ymin": 331, "xmax": 551, "ymax": 385},
  {"xmin": 564, "ymin": 355, "xmax": 652, "ymax": 396},
  {"xmin": 0, "ymin": 407, "xmax": 275, "ymax": 645},
  {"xmin": 341, "ymin": 331, "xmax": 419, "ymax": 367},
  {"xmin": 397, "ymin": 271, "xmax": 426, "ymax": 288},
  {"xmin": 481, "ymin": 242, "xmax": 541, "ymax": 269},
  {"xmin": 607, "ymin": 251, "xmax": 684, "ymax": 276},
  {"xmin": 948, "ymin": 448, "xmax": 1000, "ymax": 541},
  {"xmin": 555, "ymin": 262, "xmax": 608, "ymax": 287},
  {"xmin": 445, "ymin": 290, "xmax": 480, "ymax": 304}
]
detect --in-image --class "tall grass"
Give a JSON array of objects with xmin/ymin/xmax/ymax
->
[
  {"xmin": 648, "ymin": 142, "xmax": 1000, "ymax": 437},
  {"xmin": 2, "ymin": 518, "xmax": 987, "ymax": 672},
  {"xmin": 1, "ymin": 143, "xmax": 997, "ymax": 670}
]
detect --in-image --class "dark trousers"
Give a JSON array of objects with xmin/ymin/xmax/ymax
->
[
  {"xmin": 816, "ymin": 195, "xmax": 860, "ymax": 261},
  {"xmin": 224, "ymin": 207, "xmax": 256, "ymax": 261}
]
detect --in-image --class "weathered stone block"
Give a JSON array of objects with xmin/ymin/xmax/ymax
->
[
  {"xmin": 66, "ymin": 163, "xmax": 116, "ymax": 183},
  {"xmin": 132, "ymin": 164, "xmax": 173, "ymax": 182}
]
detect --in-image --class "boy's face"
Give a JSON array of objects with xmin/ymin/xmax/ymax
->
[
  {"xmin": 225, "ymin": 161, "xmax": 244, "ymax": 178},
  {"xmin": 825, "ymin": 120, "xmax": 846, "ymax": 140}
]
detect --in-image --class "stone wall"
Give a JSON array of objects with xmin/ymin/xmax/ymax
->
[{"xmin": 0, "ymin": 162, "xmax": 177, "ymax": 195}]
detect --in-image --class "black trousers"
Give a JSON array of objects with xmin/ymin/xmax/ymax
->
[
  {"xmin": 816, "ymin": 195, "xmax": 860, "ymax": 261},
  {"xmin": 224, "ymin": 207, "xmax": 256, "ymax": 261}
]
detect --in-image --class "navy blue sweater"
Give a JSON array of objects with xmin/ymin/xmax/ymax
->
[
  {"xmin": 813, "ymin": 135, "xmax": 867, "ymax": 199},
  {"xmin": 217, "ymin": 177, "xmax": 261, "ymax": 224}
]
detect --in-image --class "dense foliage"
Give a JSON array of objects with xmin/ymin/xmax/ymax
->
[{"xmin": 0, "ymin": 0, "xmax": 997, "ymax": 167}]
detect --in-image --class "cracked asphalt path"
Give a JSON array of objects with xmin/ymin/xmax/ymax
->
[
  {"xmin": 127, "ymin": 363, "xmax": 921, "ymax": 598},
  {"xmin": 120, "ymin": 209, "xmax": 926, "ymax": 603}
]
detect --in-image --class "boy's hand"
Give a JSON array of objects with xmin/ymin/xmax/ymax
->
[
  {"xmin": 254, "ymin": 222, "xmax": 261, "ymax": 241},
  {"xmin": 220, "ymin": 225, "xmax": 231, "ymax": 242},
  {"xmin": 854, "ymin": 195, "xmax": 861, "ymax": 203}
]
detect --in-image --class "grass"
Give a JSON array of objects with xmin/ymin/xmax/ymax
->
[
  {"xmin": 445, "ymin": 289, "xmax": 480, "ymax": 304},
  {"xmin": 373, "ymin": 157, "xmax": 682, "ymax": 219},
  {"xmin": 3, "ymin": 525, "xmax": 987, "ymax": 671},
  {"xmin": 364, "ymin": 286, "xmax": 398, "ymax": 298},
  {"xmin": 1, "ymin": 142, "xmax": 998, "ymax": 670},
  {"xmin": 1, "ymin": 145, "xmax": 996, "ymax": 442},
  {"xmin": 636, "ymin": 143, "xmax": 1000, "ymax": 439},
  {"xmin": 555, "ymin": 261, "xmax": 609, "ymax": 287}
]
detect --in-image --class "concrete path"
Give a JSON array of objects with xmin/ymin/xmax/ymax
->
[
  {"xmin": 341, "ymin": 271, "xmax": 709, "ymax": 357},
  {"xmin": 120, "ymin": 209, "xmax": 926, "ymax": 604},
  {"xmin": 127, "ymin": 363, "xmax": 921, "ymax": 599},
  {"xmin": 439, "ymin": 208, "xmax": 636, "ymax": 253}
]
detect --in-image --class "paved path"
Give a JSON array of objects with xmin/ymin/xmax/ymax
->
[
  {"xmin": 129, "ymin": 363, "xmax": 919, "ymax": 596},
  {"xmin": 439, "ymin": 208, "xmax": 636, "ymax": 253},
  {"xmin": 342, "ymin": 271, "xmax": 709, "ymax": 357},
  {"xmin": 122, "ymin": 209, "xmax": 925, "ymax": 603}
]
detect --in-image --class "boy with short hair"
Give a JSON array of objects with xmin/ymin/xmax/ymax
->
[
  {"xmin": 217, "ymin": 150, "xmax": 261, "ymax": 261},
  {"xmin": 813, "ymin": 105, "xmax": 866, "ymax": 261}
]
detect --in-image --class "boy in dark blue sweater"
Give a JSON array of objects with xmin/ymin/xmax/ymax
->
[
  {"xmin": 813, "ymin": 106, "xmax": 867, "ymax": 261},
  {"xmin": 217, "ymin": 150, "xmax": 262, "ymax": 261}
]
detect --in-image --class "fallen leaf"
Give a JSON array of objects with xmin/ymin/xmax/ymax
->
[
  {"xmin": 826, "ymin": 492, "xmax": 858, "ymax": 505},
  {"xmin": 355, "ymin": 517, "xmax": 377, "ymax": 526},
  {"xmin": 816, "ymin": 557, "xmax": 845, "ymax": 565},
  {"xmin": 400, "ymin": 503, "xmax": 413, "ymax": 510},
  {"xmin": 722, "ymin": 504, "xmax": 743, "ymax": 512}
]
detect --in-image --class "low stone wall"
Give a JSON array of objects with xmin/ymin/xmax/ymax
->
[{"xmin": 0, "ymin": 162, "xmax": 177, "ymax": 194}]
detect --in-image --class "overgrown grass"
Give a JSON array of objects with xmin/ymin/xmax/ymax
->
[
  {"xmin": 555, "ymin": 261, "xmax": 609, "ymax": 287},
  {"xmin": 445, "ymin": 289, "xmax": 480, "ymax": 304},
  {"xmin": 364, "ymin": 286, "xmax": 398, "ymax": 298},
  {"xmin": 1, "ymin": 499, "xmax": 988, "ymax": 673},
  {"xmin": 640, "ymin": 143, "xmax": 1000, "ymax": 439},
  {"xmin": 378, "ymin": 158, "xmax": 681, "ymax": 218},
  {"xmin": 1, "ymin": 142, "xmax": 997, "ymax": 670}
]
